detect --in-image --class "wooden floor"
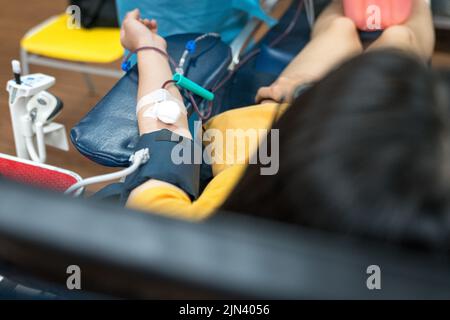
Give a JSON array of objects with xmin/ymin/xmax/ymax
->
[{"xmin": 0, "ymin": 0, "xmax": 450, "ymax": 193}]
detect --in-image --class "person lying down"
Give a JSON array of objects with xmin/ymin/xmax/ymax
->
[{"xmin": 110, "ymin": 1, "xmax": 449, "ymax": 248}]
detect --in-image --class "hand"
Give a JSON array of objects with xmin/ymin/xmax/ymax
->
[
  {"xmin": 256, "ymin": 76, "xmax": 302, "ymax": 104},
  {"xmin": 120, "ymin": 9, "xmax": 167, "ymax": 52}
]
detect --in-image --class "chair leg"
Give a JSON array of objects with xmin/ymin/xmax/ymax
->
[
  {"xmin": 82, "ymin": 72, "xmax": 96, "ymax": 95},
  {"xmin": 20, "ymin": 49, "xmax": 30, "ymax": 75}
]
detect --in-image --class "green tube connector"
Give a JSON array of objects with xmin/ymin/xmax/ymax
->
[{"xmin": 173, "ymin": 73, "xmax": 215, "ymax": 101}]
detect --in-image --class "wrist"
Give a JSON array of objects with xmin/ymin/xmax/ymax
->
[
  {"xmin": 135, "ymin": 37, "xmax": 153, "ymax": 48},
  {"xmin": 137, "ymin": 38, "xmax": 166, "ymax": 52},
  {"xmin": 276, "ymin": 76, "xmax": 301, "ymax": 87},
  {"xmin": 278, "ymin": 74, "xmax": 316, "ymax": 87},
  {"xmin": 137, "ymin": 49, "xmax": 168, "ymax": 62}
]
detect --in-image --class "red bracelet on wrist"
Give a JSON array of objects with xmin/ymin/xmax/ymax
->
[{"xmin": 121, "ymin": 46, "xmax": 177, "ymax": 71}]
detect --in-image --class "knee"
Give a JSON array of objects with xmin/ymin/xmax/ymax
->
[
  {"xmin": 329, "ymin": 16, "xmax": 359, "ymax": 37},
  {"xmin": 380, "ymin": 25, "xmax": 416, "ymax": 47},
  {"xmin": 326, "ymin": 16, "xmax": 362, "ymax": 52}
]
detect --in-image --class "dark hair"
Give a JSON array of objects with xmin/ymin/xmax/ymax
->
[{"xmin": 223, "ymin": 50, "xmax": 450, "ymax": 251}]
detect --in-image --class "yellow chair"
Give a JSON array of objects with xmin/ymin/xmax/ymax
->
[{"xmin": 21, "ymin": 14, "xmax": 125, "ymax": 91}]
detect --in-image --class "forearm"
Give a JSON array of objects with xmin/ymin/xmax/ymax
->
[
  {"xmin": 280, "ymin": 0, "xmax": 362, "ymax": 84},
  {"xmin": 134, "ymin": 50, "xmax": 192, "ymax": 200},
  {"xmin": 137, "ymin": 50, "xmax": 182, "ymax": 101},
  {"xmin": 136, "ymin": 50, "xmax": 191, "ymax": 139},
  {"xmin": 257, "ymin": 1, "xmax": 363, "ymax": 103}
]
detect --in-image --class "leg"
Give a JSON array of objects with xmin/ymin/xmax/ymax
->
[
  {"xmin": 290, "ymin": 0, "xmax": 364, "ymax": 80},
  {"xmin": 367, "ymin": 0, "xmax": 435, "ymax": 61},
  {"xmin": 82, "ymin": 72, "xmax": 96, "ymax": 95},
  {"xmin": 311, "ymin": 0, "xmax": 350, "ymax": 38},
  {"xmin": 256, "ymin": 0, "xmax": 363, "ymax": 103}
]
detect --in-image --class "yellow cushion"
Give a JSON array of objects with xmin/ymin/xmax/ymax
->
[{"xmin": 21, "ymin": 14, "xmax": 124, "ymax": 63}]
